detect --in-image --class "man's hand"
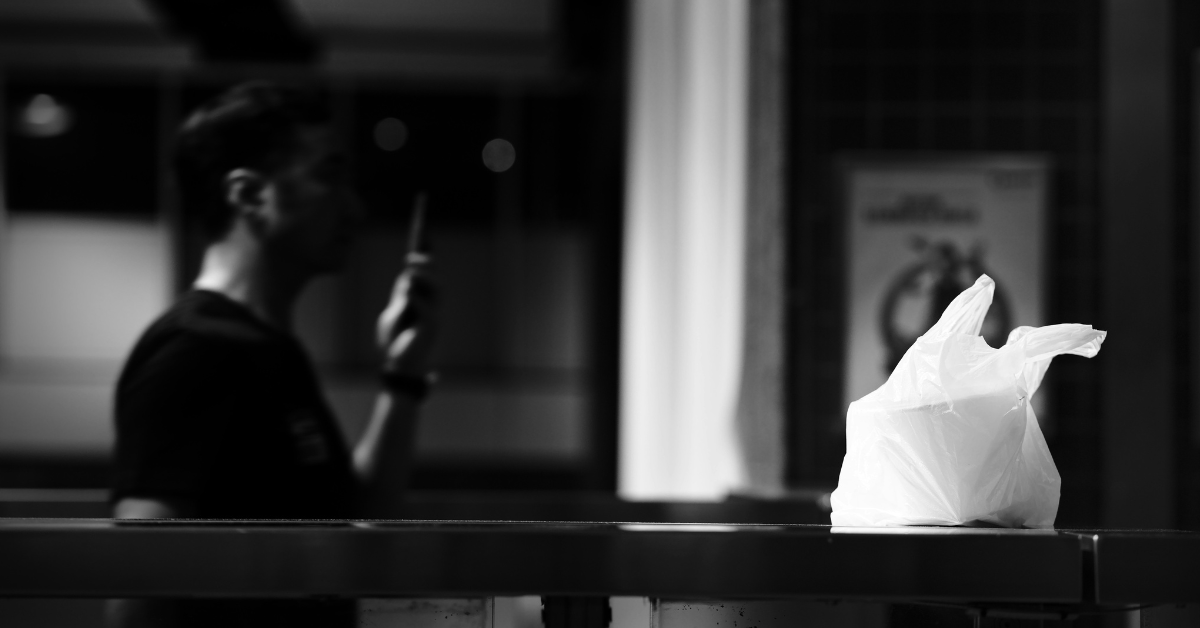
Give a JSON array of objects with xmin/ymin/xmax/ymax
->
[
  {"xmin": 377, "ymin": 255, "xmax": 437, "ymax": 376},
  {"xmin": 355, "ymin": 256, "xmax": 438, "ymax": 496}
]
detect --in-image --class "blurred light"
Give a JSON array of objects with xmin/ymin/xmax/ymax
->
[
  {"xmin": 482, "ymin": 138, "xmax": 516, "ymax": 173},
  {"xmin": 16, "ymin": 94, "xmax": 72, "ymax": 138},
  {"xmin": 373, "ymin": 117, "xmax": 408, "ymax": 151}
]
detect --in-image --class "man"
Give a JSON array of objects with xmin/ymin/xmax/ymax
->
[{"xmin": 107, "ymin": 82, "xmax": 434, "ymax": 626}]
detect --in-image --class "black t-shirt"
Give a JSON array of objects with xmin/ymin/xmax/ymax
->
[
  {"xmin": 111, "ymin": 291, "xmax": 359, "ymax": 627},
  {"xmin": 112, "ymin": 290, "xmax": 356, "ymax": 518}
]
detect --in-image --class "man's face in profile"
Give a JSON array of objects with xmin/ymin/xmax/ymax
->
[{"xmin": 264, "ymin": 125, "xmax": 364, "ymax": 273}]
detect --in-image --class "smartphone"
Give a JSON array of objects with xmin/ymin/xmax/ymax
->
[
  {"xmin": 399, "ymin": 192, "xmax": 434, "ymax": 330},
  {"xmin": 406, "ymin": 191, "xmax": 430, "ymax": 263}
]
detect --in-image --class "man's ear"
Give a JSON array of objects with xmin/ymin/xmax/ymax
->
[{"xmin": 223, "ymin": 169, "xmax": 271, "ymax": 227}]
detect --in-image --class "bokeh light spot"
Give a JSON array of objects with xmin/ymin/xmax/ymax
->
[
  {"xmin": 373, "ymin": 117, "xmax": 408, "ymax": 151},
  {"xmin": 482, "ymin": 138, "xmax": 516, "ymax": 173},
  {"xmin": 18, "ymin": 94, "xmax": 72, "ymax": 138}
]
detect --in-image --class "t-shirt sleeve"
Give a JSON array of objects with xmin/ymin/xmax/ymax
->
[{"xmin": 111, "ymin": 334, "xmax": 249, "ymax": 504}]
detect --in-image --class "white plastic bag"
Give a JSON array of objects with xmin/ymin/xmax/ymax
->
[{"xmin": 830, "ymin": 275, "xmax": 1105, "ymax": 528}]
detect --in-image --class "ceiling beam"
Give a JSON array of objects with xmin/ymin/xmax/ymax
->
[{"xmin": 142, "ymin": 0, "xmax": 320, "ymax": 64}]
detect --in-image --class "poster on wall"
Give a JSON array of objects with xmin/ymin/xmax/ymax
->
[{"xmin": 842, "ymin": 155, "xmax": 1048, "ymax": 410}]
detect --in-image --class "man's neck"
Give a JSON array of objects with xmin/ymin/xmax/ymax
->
[{"xmin": 192, "ymin": 228, "xmax": 308, "ymax": 331}]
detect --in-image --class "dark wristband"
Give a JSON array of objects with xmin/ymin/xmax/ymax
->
[{"xmin": 380, "ymin": 371, "xmax": 432, "ymax": 402}]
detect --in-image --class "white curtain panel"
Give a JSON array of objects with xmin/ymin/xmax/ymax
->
[{"xmin": 620, "ymin": 0, "xmax": 749, "ymax": 499}]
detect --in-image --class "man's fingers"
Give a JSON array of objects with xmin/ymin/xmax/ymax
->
[
  {"xmin": 378, "ymin": 260, "xmax": 439, "ymax": 355},
  {"xmin": 390, "ymin": 264, "xmax": 436, "ymax": 300},
  {"xmin": 379, "ymin": 291, "xmax": 437, "ymax": 347},
  {"xmin": 384, "ymin": 320, "xmax": 438, "ymax": 370},
  {"xmin": 388, "ymin": 327, "xmax": 418, "ymax": 356}
]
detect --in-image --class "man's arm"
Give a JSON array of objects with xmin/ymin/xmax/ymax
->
[
  {"xmin": 113, "ymin": 497, "xmax": 195, "ymax": 519},
  {"xmin": 352, "ymin": 391, "xmax": 421, "ymax": 515},
  {"xmin": 351, "ymin": 260, "xmax": 436, "ymax": 516},
  {"xmin": 105, "ymin": 497, "xmax": 195, "ymax": 628}
]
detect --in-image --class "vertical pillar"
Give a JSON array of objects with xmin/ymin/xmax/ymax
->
[
  {"xmin": 1101, "ymin": 0, "xmax": 1175, "ymax": 528},
  {"xmin": 732, "ymin": 0, "xmax": 789, "ymax": 496},
  {"xmin": 0, "ymin": 70, "xmax": 7, "ymax": 353},
  {"xmin": 620, "ymin": 0, "xmax": 750, "ymax": 499}
]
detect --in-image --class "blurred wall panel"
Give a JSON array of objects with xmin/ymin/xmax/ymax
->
[
  {"xmin": 493, "ymin": 230, "xmax": 591, "ymax": 370},
  {"xmin": 0, "ymin": 216, "xmax": 169, "ymax": 362},
  {"xmin": 320, "ymin": 380, "xmax": 587, "ymax": 464},
  {"xmin": 0, "ymin": 215, "xmax": 170, "ymax": 455},
  {"xmin": 296, "ymin": 228, "xmax": 592, "ymax": 468},
  {"xmin": 0, "ymin": 379, "xmax": 113, "ymax": 456},
  {"xmin": 417, "ymin": 388, "xmax": 585, "ymax": 462},
  {"xmin": 337, "ymin": 78, "xmax": 617, "ymax": 488}
]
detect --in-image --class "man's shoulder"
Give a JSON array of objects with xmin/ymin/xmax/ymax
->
[
  {"xmin": 153, "ymin": 290, "xmax": 279, "ymax": 346},
  {"xmin": 119, "ymin": 291, "xmax": 281, "ymax": 386}
]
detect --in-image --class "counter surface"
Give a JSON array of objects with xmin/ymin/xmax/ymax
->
[
  {"xmin": 0, "ymin": 519, "xmax": 1083, "ymax": 603},
  {"xmin": 1082, "ymin": 529, "xmax": 1200, "ymax": 604}
]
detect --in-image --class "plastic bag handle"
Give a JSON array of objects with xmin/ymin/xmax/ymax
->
[
  {"xmin": 1007, "ymin": 324, "xmax": 1107, "ymax": 396},
  {"xmin": 924, "ymin": 275, "xmax": 995, "ymax": 340}
]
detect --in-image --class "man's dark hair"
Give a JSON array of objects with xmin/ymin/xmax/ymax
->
[{"xmin": 174, "ymin": 81, "xmax": 331, "ymax": 241}]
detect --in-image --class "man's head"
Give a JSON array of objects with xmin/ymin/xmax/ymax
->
[{"xmin": 175, "ymin": 82, "xmax": 363, "ymax": 273}]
